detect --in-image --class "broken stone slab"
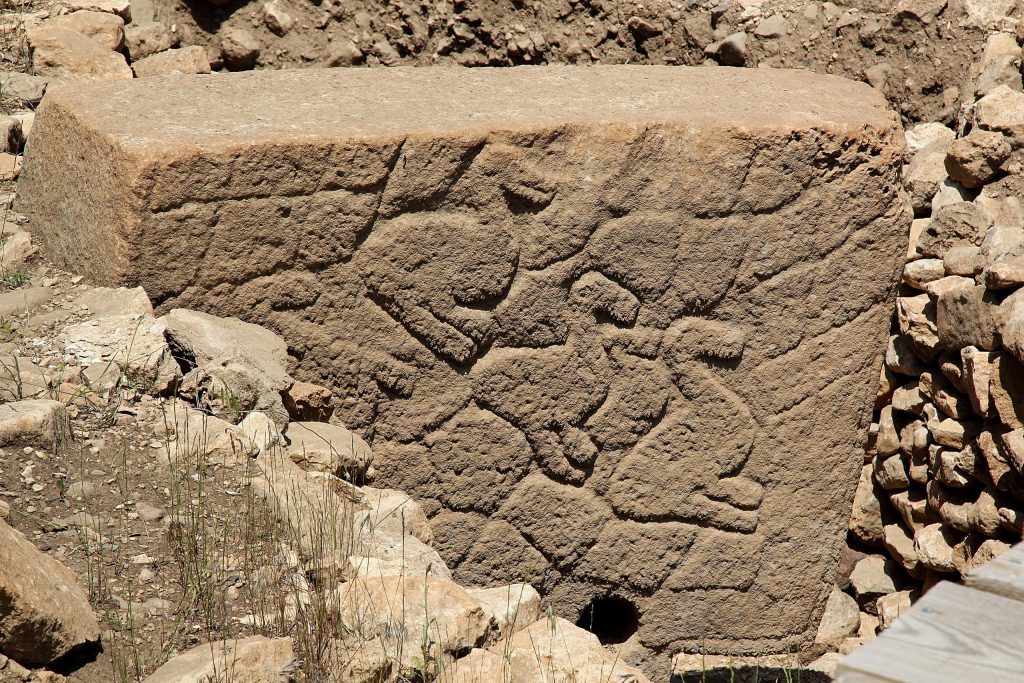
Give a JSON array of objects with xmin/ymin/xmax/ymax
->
[
  {"xmin": 17, "ymin": 65, "xmax": 909, "ymax": 664},
  {"xmin": 60, "ymin": 314, "xmax": 180, "ymax": 395},
  {"xmin": 153, "ymin": 399, "xmax": 257, "ymax": 466},
  {"xmin": 0, "ymin": 516, "xmax": 100, "ymax": 666},
  {"xmin": 465, "ymin": 583, "xmax": 542, "ymax": 641},
  {"xmin": 0, "ymin": 399, "xmax": 70, "ymax": 450},
  {"xmin": 356, "ymin": 485, "xmax": 432, "ymax": 544},
  {"xmin": 334, "ymin": 575, "xmax": 494, "ymax": 673},
  {"xmin": 28, "ymin": 26, "xmax": 132, "ymax": 83},
  {"xmin": 131, "ymin": 46, "xmax": 211, "ymax": 78},
  {"xmin": 0, "ymin": 286, "xmax": 51, "ymax": 318},
  {"xmin": 283, "ymin": 421, "xmax": 372, "ymax": 480},
  {"xmin": 141, "ymin": 636, "xmax": 293, "ymax": 683},
  {"xmin": 0, "ymin": 229, "xmax": 35, "ymax": 271},
  {"xmin": 814, "ymin": 587, "xmax": 860, "ymax": 648},
  {"xmin": 161, "ymin": 308, "xmax": 292, "ymax": 425},
  {"xmin": 72, "ymin": 285, "xmax": 152, "ymax": 319},
  {"xmin": 124, "ymin": 21, "xmax": 173, "ymax": 61},
  {"xmin": 30, "ymin": 10, "xmax": 125, "ymax": 51}
]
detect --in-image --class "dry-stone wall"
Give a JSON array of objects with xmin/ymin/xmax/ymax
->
[
  {"xmin": 17, "ymin": 65, "xmax": 909, "ymax": 669},
  {"xmin": 850, "ymin": 37, "xmax": 1024, "ymax": 587}
]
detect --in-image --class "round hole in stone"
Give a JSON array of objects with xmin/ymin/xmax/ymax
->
[{"xmin": 575, "ymin": 595, "xmax": 640, "ymax": 645}]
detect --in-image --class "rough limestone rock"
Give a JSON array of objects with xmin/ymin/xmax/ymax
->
[
  {"xmin": 142, "ymin": 636, "xmax": 294, "ymax": 683},
  {"xmin": 31, "ymin": 10, "xmax": 125, "ymax": 51},
  {"xmin": 443, "ymin": 616, "xmax": 652, "ymax": 683},
  {"xmin": 131, "ymin": 46, "xmax": 211, "ymax": 78},
  {"xmin": 161, "ymin": 308, "xmax": 292, "ymax": 425},
  {"xmin": 335, "ymin": 575, "xmax": 493, "ymax": 672},
  {"xmin": 0, "ymin": 399, "xmax": 70, "ymax": 450},
  {"xmin": 28, "ymin": 26, "xmax": 132, "ymax": 83},
  {"xmin": 17, "ymin": 66, "xmax": 908, "ymax": 665},
  {"xmin": 60, "ymin": 314, "xmax": 180, "ymax": 394},
  {"xmin": 0, "ymin": 516, "xmax": 100, "ymax": 665},
  {"xmin": 283, "ymin": 421, "xmax": 372, "ymax": 478}
]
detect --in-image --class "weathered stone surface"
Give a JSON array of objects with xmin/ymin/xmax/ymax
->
[
  {"xmin": 284, "ymin": 421, "xmax": 372, "ymax": 479},
  {"xmin": 31, "ymin": 10, "xmax": 125, "ymax": 51},
  {"xmin": 444, "ymin": 617, "xmax": 652, "ymax": 683},
  {"xmin": 335, "ymin": 575, "xmax": 493, "ymax": 672},
  {"xmin": 17, "ymin": 66, "xmax": 908, "ymax": 661},
  {"xmin": 60, "ymin": 313, "xmax": 180, "ymax": 394},
  {"xmin": 28, "ymin": 27, "xmax": 132, "ymax": 83},
  {"xmin": 142, "ymin": 636, "xmax": 293, "ymax": 683},
  {"xmin": 814, "ymin": 587, "xmax": 860, "ymax": 647},
  {"xmin": 131, "ymin": 46, "xmax": 211, "ymax": 78},
  {"xmin": 161, "ymin": 308, "xmax": 292, "ymax": 424},
  {"xmin": 945, "ymin": 129, "xmax": 1011, "ymax": 189},
  {"xmin": 124, "ymin": 21, "xmax": 173, "ymax": 60},
  {"xmin": 0, "ymin": 516, "xmax": 100, "ymax": 665},
  {"xmin": 0, "ymin": 399, "xmax": 70, "ymax": 449},
  {"xmin": 465, "ymin": 583, "xmax": 541, "ymax": 640}
]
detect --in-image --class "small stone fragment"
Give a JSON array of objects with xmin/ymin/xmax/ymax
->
[
  {"xmin": 814, "ymin": 587, "xmax": 860, "ymax": 647},
  {"xmin": 945, "ymin": 130, "xmax": 1011, "ymax": 189},
  {"xmin": 876, "ymin": 590, "xmax": 912, "ymax": 631},
  {"xmin": 124, "ymin": 21, "xmax": 173, "ymax": 61},
  {"xmin": 132, "ymin": 46, "xmax": 211, "ymax": 78}
]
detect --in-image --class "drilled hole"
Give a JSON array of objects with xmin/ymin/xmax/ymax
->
[{"xmin": 576, "ymin": 595, "xmax": 640, "ymax": 645}]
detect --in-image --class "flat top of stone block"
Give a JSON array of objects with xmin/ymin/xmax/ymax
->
[{"xmin": 43, "ymin": 65, "xmax": 896, "ymax": 153}]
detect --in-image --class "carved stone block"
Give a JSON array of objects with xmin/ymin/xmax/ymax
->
[{"xmin": 19, "ymin": 66, "xmax": 909, "ymax": 672}]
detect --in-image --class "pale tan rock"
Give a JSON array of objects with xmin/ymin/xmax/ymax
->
[
  {"xmin": 0, "ymin": 399, "xmax": 69, "ymax": 449},
  {"xmin": 876, "ymin": 590, "xmax": 912, "ymax": 631},
  {"xmin": 883, "ymin": 523, "xmax": 920, "ymax": 574},
  {"xmin": 154, "ymin": 399, "xmax": 257, "ymax": 465},
  {"xmin": 29, "ymin": 27, "xmax": 132, "ymax": 83},
  {"xmin": 972, "ymin": 32, "xmax": 1022, "ymax": 97},
  {"xmin": 65, "ymin": 0, "xmax": 131, "ymax": 19},
  {"xmin": 905, "ymin": 139, "xmax": 952, "ymax": 215},
  {"xmin": 124, "ymin": 21, "xmax": 172, "ymax": 61},
  {"xmin": 237, "ymin": 411, "xmax": 282, "ymax": 454},
  {"xmin": 285, "ymin": 421, "xmax": 372, "ymax": 478},
  {"xmin": 161, "ymin": 308, "xmax": 292, "ymax": 424},
  {"xmin": 976, "ymin": 84, "xmax": 1024, "ymax": 140},
  {"xmin": 914, "ymin": 523, "xmax": 960, "ymax": 572},
  {"xmin": 890, "ymin": 490, "xmax": 938, "ymax": 533},
  {"xmin": 465, "ymin": 583, "xmax": 542, "ymax": 641},
  {"xmin": 991, "ymin": 354, "xmax": 1024, "ymax": 429},
  {"xmin": 943, "ymin": 245, "xmax": 981, "ymax": 276},
  {"xmin": 141, "ymin": 636, "xmax": 293, "ymax": 682},
  {"xmin": 335, "ymin": 576, "xmax": 493, "ymax": 672},
  {"xmin": 60, "ymin": 314, "xmax": 179, "ymax": 394},
  {"xmin": 31, "ymin": 10, "xmax": 124, "ymax": 51},
  {"xmin": 282, "ymin": 380, "xmax": 333, "ymax": 421},
  {"xmin": 897, "ymin": 294, "xmax": 940, "ymax": 360},
  {"xmin": 220, "ymin": 27, "xmax": 260, "ymax": 69},
  {"xmin": 0, "ymin": 152, "xmax": 20, "ymax": 181},
  {"xmin": 917, "ymin": 202, "xmax": 992, "ymax": 259},
  {"xmin": 18, "ymin": 66, "xmax": 909, "ymax": 660},
  {"xmin": 444, "ymin": 617, "xmax": 652, "ymax": 683},
  {"xmin": 902, "ymin": 258, "xmax": 945, "ymax": 289},
  {"xmin": 262, "ymin": 0, "xmax": 294, "ymax": 35},
  {"xmin": 850, "ymin": 464, "xmax": 884, "ymax": 546},
  {"xmin": 357, "ymin": 485, "xmax": 431, "ymax": 544},
  {"xmin": 0, "ymin": 516, "xmax": 99, "ymax": 665},
  {"xmin": 0, "ymin": 230, "xmax": 34, "ymax": 271},
  {"xmin": 908, "ymin": 217, "xmax": 930, "ymax": 257},
  {"xmin": 132, "ymin": 46, "xmax": 210, "ymax": 77},
  {"xmin": 849, "ymin": 555, "xmax": 899, "ymax": 609},
  {"xmin": 885, "ymin": 334, "xmax": 925, "ymax": 376},
  {"xmin": 904, "ymin": 122, "xmax": 954, "ymax": 157},
  {"xmin": 947, "ymin": 130, "xmax": 1011, "ymax": 189},
  {"xmin": 74, "ymin": 285, "xmax": 152, "ymax": 319},
  {"xmin": 962, "ymin": 346, "xmax": 995, "ymax": 416},
  {"xmin": 0, "ymin": 72, "xmax": 48, "ymax": 105},
  {"xmin": 814, "ymin": 587, "xmax": 860, "ymax": 647},
  {"xmin": 979, "ymin": 225, "xmax": 1024, "ymax": 289},
  {"xmin": 876, "ymin": 405, "xmax": 900, "ymax": 455}
]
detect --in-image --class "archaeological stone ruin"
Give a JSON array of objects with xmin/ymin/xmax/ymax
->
[{"xmin": 18, "ymin": 65, "xmax": 910, "ymax": 666}]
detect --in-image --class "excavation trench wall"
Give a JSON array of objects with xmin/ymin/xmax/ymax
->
[{"xmin": 17, "ymin": 65, "xmax": 909, "ymax": 672}]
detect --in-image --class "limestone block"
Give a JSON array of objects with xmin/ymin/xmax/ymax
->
[
  {"xmin": 28, "ymin": 26, "xmax": 132, "ymax": 83},
  {"xmin": 141, "ymin": 636, "xmax": 293, "ymax": 683},
  {"xmin": 17, "ymin": 66, "xmax": 909, "ymax": 664},
  {"xmin": 0, "ymin": 516, "xmax": 100, "ymax": 665}
]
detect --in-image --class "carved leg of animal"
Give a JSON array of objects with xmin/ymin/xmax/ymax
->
[
  {"xmin": 375, "ymin": 291, "xmax": 478, "ymax": 364},
  {"xmin": 529, "ymin": 428, "xmax": 590, "ymax": 485},
  {"xmin": 704, "ymin": 476, "xmax": 764, "ymax": 511},
  {"xmin": 686, "ymin": 492, "xmax": 760, "ymax": 534}
]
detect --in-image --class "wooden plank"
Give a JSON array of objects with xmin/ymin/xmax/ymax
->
[
  {"xmin": 965, "ymin": 543, "xmax": 1024, "ymax": 603},
  {"xmin": 835, "ymin": 582, "xmax": 1024, "ymax": 683}
]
